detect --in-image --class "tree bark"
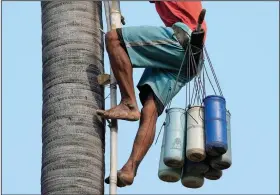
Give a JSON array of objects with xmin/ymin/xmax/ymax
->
[{"xmin": 41, "ymin": 1, "xmax": 105, "ymax": 194}]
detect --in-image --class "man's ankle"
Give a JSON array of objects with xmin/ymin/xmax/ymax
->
[{"xmin": 121, "ymin": 99, "xmax": 138, "ymax": 110}]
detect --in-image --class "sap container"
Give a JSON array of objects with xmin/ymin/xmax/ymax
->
[
  {"xmin": 163, "ymin": 108, "xmax": 186, "ymax": 168},
  {"xmin": 204, "ymin": 167, "xmax": 223, "ymax": 180},
  {"xmin": 210, "ymin": 110, "xmax": 232, "ymax": 170},
  {"xmin": 186, "ymin": 106, "xmax": 206, "ymax": 162},
  {"xmin": 181, "ymin": 159, "xmax": 206, "ymax": 188},
  {"xmin": 203, "ymin": 95, "xmax": 228, "ymax": 156},
  {"xmin": 158, "ymin": 128, "xmax": 182, "ymax": 182}
]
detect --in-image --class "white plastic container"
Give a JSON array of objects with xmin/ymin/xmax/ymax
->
[{"xmin": 186, "ymin": 106, "xmax": 206, "ymax": 162}]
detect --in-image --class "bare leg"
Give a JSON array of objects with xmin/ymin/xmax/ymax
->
[
  {"xmin": 97, "ymin": 30, "xmax": 140, "ymax": 121},
  {"xmin": 105, "ymin": 93, "xmax": 158, "ymax": 187}
]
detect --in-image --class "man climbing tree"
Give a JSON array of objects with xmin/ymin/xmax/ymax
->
[{"xmin": 97, "ymin": 1, "xmax": 207, "ymax": 187}]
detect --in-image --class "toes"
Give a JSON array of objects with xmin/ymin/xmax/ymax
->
[
  {"xmin": 96, "ymin": 110, "xmax": 105, "ymax": 116},
  {"xmin": 97, "ymin": 105, "xmax": 140, "ymax": 121},
  {"xmin": 104, "ymin": 176, "xmax": 110, "ymax": 184},
  {"xmin": 106, "ymin": 110, "xmax": 127, "ymax": 119},
  {"xmin": 104, "ymin": 173, "xmax": 127, "ymax": 187}
]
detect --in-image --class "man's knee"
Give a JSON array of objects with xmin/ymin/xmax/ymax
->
[
  {"xmin": 142, "ymin": 93, "xmax": 158, "ymax": 117},
  {"xmin": 105, "ymin": 30, "xmax": 119, "ymax": 51}
]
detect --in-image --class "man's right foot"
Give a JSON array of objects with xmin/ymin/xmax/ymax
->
[{"xmin": 96, "ymin": 102, "xmax": 140, "ymax": 121}]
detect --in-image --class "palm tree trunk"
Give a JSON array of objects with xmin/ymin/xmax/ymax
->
[{"xmin": 41, "ymin": 1, "xmax": 105, "ymax": 194}]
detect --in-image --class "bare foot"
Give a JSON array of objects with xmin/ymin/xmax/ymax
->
[
  {"xmin": 104, "ymin": 161, "xmax": 137, "ymax": 187},
  {"xmin": 97, "ymin": 101, "xmax": 140, "ymax": 121},
  {"xmin": 104, "ymin": 171, "xmax": 130, "ymax": 187}
]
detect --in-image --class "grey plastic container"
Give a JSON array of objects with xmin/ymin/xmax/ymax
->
[
  {"xmin": 163, "ymin": 108, "xmax": 186, "ymax": 168},
  {"xmin": 158, "ymin": 128, "xmax": 182, "ymax": 182},
  {"xmin": 210, "ymin": 110, "xmax": 232, "ymax": 170},
  {"xmin": 204, "ymin": 167, "xmax": 223, "ymax": 180},
  {"xmin": 181, "ymin": 159, "xmax": 205, "ymax": 188}
]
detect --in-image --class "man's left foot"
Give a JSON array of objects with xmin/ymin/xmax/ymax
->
[
  {"xmin": 105, "ymin": 161, "xmax": 137, "ymax": 187},
  {"xmin": 104, "ymin": 170, "xmax": 134, "ymax": 188}
]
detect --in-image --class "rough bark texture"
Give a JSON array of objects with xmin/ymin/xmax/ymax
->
[{"xmin": 41, "ymin": 2, "xmax": 105, "ymax": 194}]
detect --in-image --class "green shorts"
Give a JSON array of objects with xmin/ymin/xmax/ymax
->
[{"xmin": 118, "ymin": 22, "xmax": 202, "ymax": 116}]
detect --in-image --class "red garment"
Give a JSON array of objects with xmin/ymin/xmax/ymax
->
[{"xmin": 154, "ymin": 1, "xmax": 207, "ymax": 35}]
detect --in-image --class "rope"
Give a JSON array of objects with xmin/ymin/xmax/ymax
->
[
  {"xmin": 154, "ymin": 30, "xmax": 226, "ymax": 148},
  {"xmin": 202, "ymin": 62, "xmax": 206, "ymax": 99},
  {"xmin": 104, "ymin": 93, "xmax": 110, "ymax": 100},
  {"xmin": 155, "ymin": 44, "xmax": 189, "ymax": 145},
  {"xmin": 185, "ymin": 44, "xmax": 191, "ymax": 108},
  {"xmin": 166, "ymin": 44, "xmax": 190, "ymax": 109},
  {"xmin": 203, "ymin": 62, "xmax": 217, "ymax": 95},
  {"xmin": 185, "ymin": 47, "xmax": 202, "ymax": 105},
  {"xmin": 190, "ymin": 79, "xmax": 196, "ymax": 106},
  {"xmin": 155, "ymin": 122, "xmax": 166, "ymax": 145},
  {"xmin": 204, "ymin": 46, "xmax": 223, "ymax": 97},
  {"xmin": 189, "ymin": 46, "xmax": 205, "ymax": 100},
  {"xmin": 155, "ymin": 38, "xmax": 205, "ymax": 144}
]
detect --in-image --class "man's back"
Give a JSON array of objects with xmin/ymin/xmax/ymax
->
[{"xmin": 154, "ymin": 1, "xmax": 207, "ymax": 33}]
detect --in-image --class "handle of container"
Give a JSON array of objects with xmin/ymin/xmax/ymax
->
[
  {"xmin": 165, "ymin": 112, "xmax": 171, "ymax": 127},
  {"xmin": 180, "ymin": 112, "xmax": 187, "ymax": 129},
  {"xmin": 186, "ymin": 107, "xmax": 199, "ymax": 125},
  {"xmin": 199, "ymin": 106, "xmax": 204, "ymax": 122}
]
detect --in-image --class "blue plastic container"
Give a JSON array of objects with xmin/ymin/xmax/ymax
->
[
  {"xmin": 203, "ymin": 95, "xmax": 228, "ymax": 156},
  {"xmin": 163, "ymin": 108, "xmax": 186, "ymax": 168},
  {"xmin": 158, "ymin": 128, "xmax": 182, "ymax": 182}
]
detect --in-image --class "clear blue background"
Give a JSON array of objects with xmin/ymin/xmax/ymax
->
[{"xmin": 2, "ymin": 1, "xmax": 279, "ymax": 194}]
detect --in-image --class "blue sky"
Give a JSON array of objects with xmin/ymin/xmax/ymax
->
[{"xmin": 2, "ymin": 1, "xmax": 279, "ymax": 194}]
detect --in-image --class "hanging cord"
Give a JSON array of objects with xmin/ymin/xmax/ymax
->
[
  {"xmin": 155, "ymin": 42, "xmax": 195, "ymax": 145},
  {"xmin": 203, "ymin": 61, "xmax": 217, "ymax": 95},
  {"xmin": 185, "ymin": 43, "xmax": 191, "ymax": 108},
  {"xmin": 189, "ymin": 46, "xmax": 205, "ymax": 100},
  {"xmin": 204, "ymin": 46, "xmax": 223, "ymax": 97},
  {"xmin": 196, "ymin": 72, "xmax": 204, "ymax": 105},
  {"xmin": 166, "ymin": 44, "xmax": 190, "ymax": 109},
  {"xmin": 187, "ymin": 45, "xmax": 205, "ymax": 106},
  {"xmin": 154, "ymin": 39, "xmax": 208, "ymax": 145},
  {"xmin": 155, "ymin": 46, "xmax": 189, "ymax": 145},
  {"xmin": 166, "ymin": 41, "xmax": 206, "ymax": 112},
  {"xmin": 185, "ymin": 42, "xmax": 204, "ymax": 123},
  {"xmin": 104, "ymin": 93, "xmax": 110, "ymax": 100},
  {"xmin": 202, "ymin": 60, "xmax": 207, "ymax": 99},
  {"xmin": 155, "ymin": 122, "xmax": 166, "ymax": 145},
  {"xmin": 190, "ymin": 79, "xmax": 197, "ymax": 106},
  {"xmin": 155, "ymin": 9, "xmax": 227, "ymax": 147},
  {"xmin": 192, "ymin": 78, "xmax": 202, "ymax": 105},
  {"xmin": 186, "ymin": 42, "xmax": 203, "ymax": 107}
]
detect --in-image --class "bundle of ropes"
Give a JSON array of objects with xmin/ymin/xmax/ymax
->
[{"xmin": 154, "ymin": 9, "xmax": 232, "ymax": 189}]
